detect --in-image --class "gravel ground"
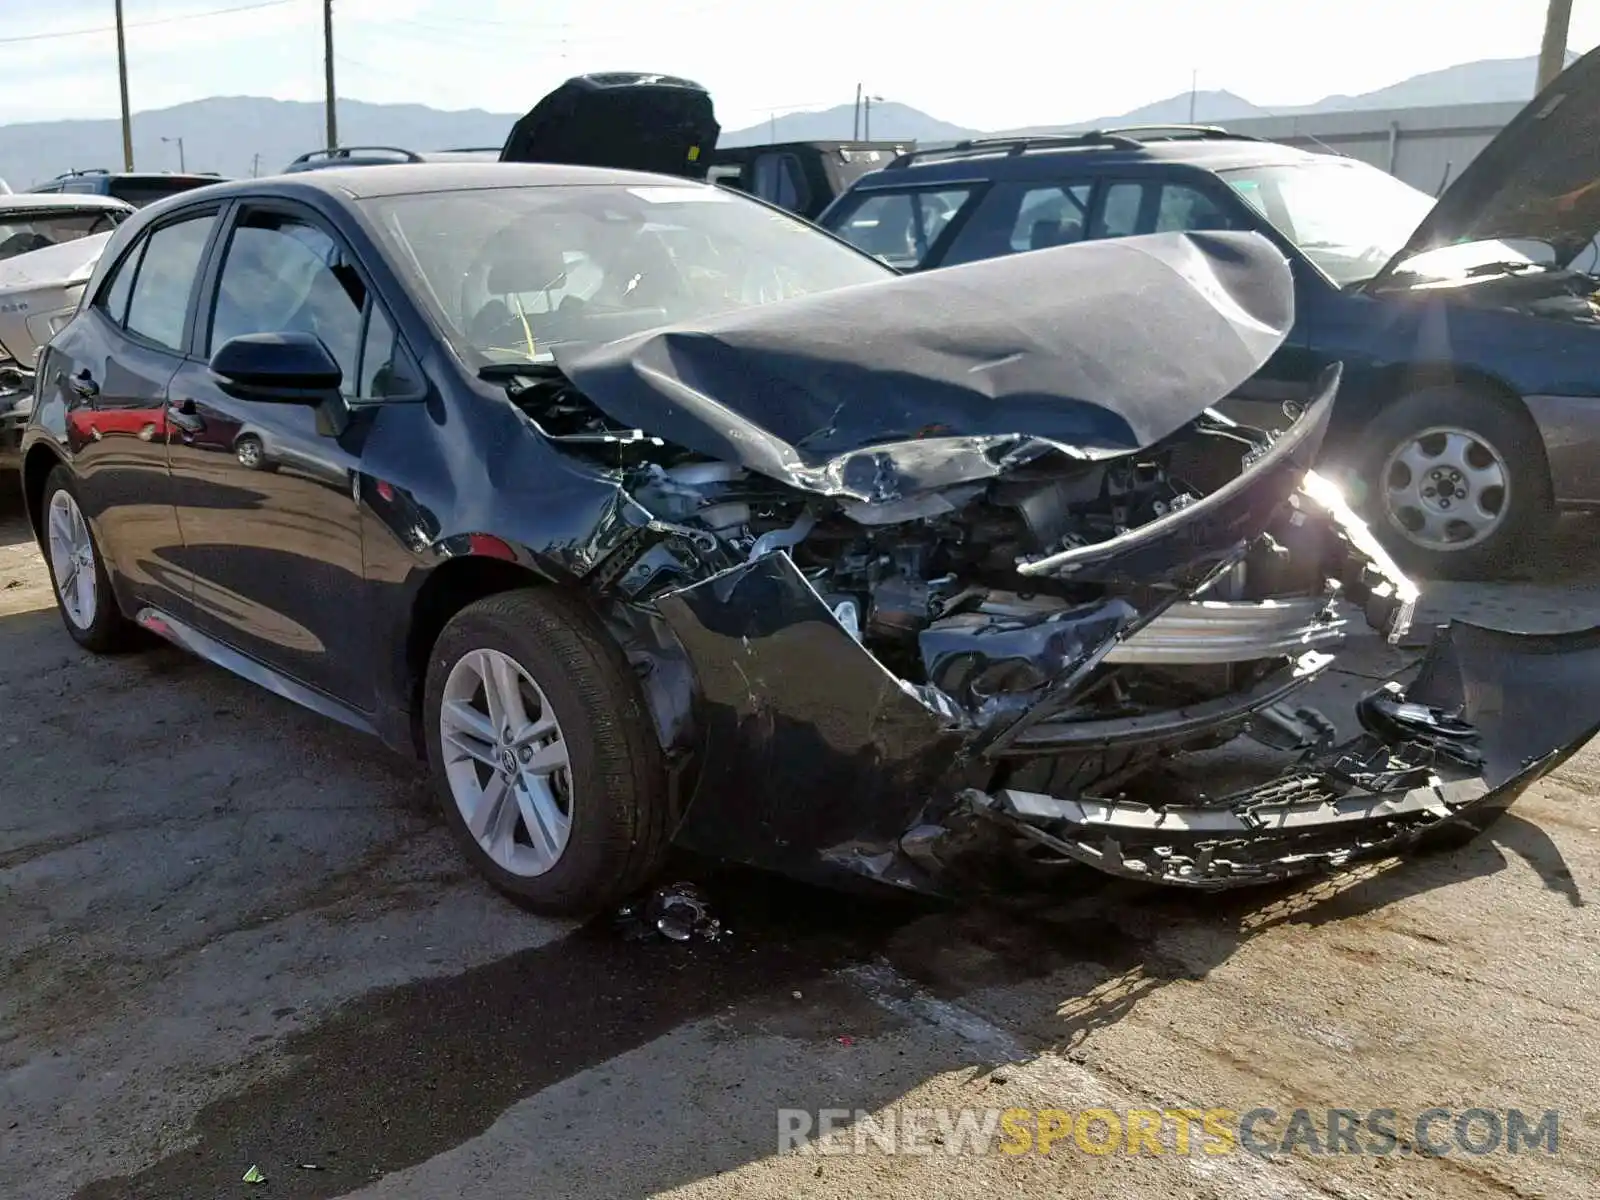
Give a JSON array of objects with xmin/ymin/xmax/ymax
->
[{"xmin": 2, "ymin": 483, "xmax": 1597, "ymax": 1200}]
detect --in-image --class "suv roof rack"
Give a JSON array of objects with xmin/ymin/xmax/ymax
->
[
  {"xmin": 288, "ymin": 146, "xmax": 424, "ymax": 166},
  {"xmin": 1097, "ymin": 124, "xmax": 1264, "ymax": 142},
  {"xmin": 887, "ymin": 132, "xmax": 1144, "ymax": 169},
  {"xmin": 885, "ymin": 125, "xmax": 1265, "ymax": 169}
]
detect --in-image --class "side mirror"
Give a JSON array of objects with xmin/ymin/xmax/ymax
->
[{"xmin": 209, "ymin": 332, "xmax": 342, "ymax": 404}]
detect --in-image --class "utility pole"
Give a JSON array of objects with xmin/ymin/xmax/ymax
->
[
  {"xmin": 853, "ymin": 82, "xmax": 862, "ymax": 139},
  {"xmin": 1537, "ymin": 0, "xmax": 1573, "ymax": 89},
  {"xmin": 769, "ymin": 113, "xmax": 776, "ymax": 141},
  {"xmin": 323, "ymin": 0, "xmax": 338, "ymax": 150},
  {"xmin": 114, "ymin": 0, "xmax": 134, "ymax": 169},
  {"xmin": 161, "ymin": 136, "xmax": 185, "ymax": 172},
  {"xmin": 251, "ymin": 152, "xmax": 262, "ymax": 178},
  {"xmin": 1188, "ymin": 69, "xmax": 1198, "ymax": 123},
  {"xmin": 864, "ymin": 94, "xmax": 882, "ymax": 140}
]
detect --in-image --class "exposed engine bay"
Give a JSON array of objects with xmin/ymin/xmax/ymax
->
[{"xmin": 474, "ymin": 231, "xmax": 1600, "ymax": 895}]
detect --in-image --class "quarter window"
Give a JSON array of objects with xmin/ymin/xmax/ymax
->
[
  {"xmin": 123, "ymin": 211, "xmax": 217, "ymax": 351},
  {"xmin": 209, "ymin": 211, "xmax": 367, "ymax": 391},
  {"xmin": 96, "ymin": 240, "xmax": 145, "ymax": 326},
  {"xmin": 356, "ymin": 304, "xmax": 422, "ymax": 400}
]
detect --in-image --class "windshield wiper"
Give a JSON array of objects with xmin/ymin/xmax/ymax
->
[{"xmin": 478, "ymin": 361, "xmax": 562, "ymax": 381}]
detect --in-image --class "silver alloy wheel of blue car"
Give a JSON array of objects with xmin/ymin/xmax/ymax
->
[
  {"xmin": 1380, "ymin": 424, "xmax": 1511, "ymax": 552},
  {"xmin": 438, "ymin": 647, "xmax": 574, "ymax": 877},
  {"xmin": 46, "ymin": 488, "xmax": 99, "ymax": 631}
]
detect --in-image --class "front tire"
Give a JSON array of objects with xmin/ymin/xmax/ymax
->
[
  {"xmin": 1346, "ymin": 386, "xmax": 1552, "ymax": 581},
  {"xmin": 40, "ymin": 466, "xmax": 140, "ymax": 653},
  {"xmin": 422, "ymin": 588, "xmax": 671, "ymax": 915}
]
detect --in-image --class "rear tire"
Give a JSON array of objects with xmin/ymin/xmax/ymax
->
[
  {"xmin": 422, "ymin": 588, "xmax": 671, "ymax": 916},
  {"xmin": 39, "ymin": 466, "xmax": 141, "ymax": 654},
  {"xmin": 1344, "ymin": 386, "xmax": 1552, "ymax": 581}
]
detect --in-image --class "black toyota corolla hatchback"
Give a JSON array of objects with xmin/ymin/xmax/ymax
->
[{"xmin": 18, "ymin": 162, "xmax": 1600, "ymax": 914}]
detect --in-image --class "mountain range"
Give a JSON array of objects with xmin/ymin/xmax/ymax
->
[{"xmin": 0, "ymin": 53, "xmax": 1572, "ymax": 189}]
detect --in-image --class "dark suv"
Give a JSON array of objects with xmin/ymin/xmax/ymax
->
[
  {"xmin": 817, "ymin": 106, "xmax": 1600, "ymax": 581},
  {"xmin": 30, "ymin": 169, "xmax": 226, "ymax": 209}
]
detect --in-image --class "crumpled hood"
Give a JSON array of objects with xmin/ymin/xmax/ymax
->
[
  {"xmin": 0, "ymin": 231, "xmax": 111, "ymax": 292},
  {"xmin": 1371, "ymin": 44, "xmax": 1600, "ymax": 284},
  {"xmin": 558, "ymin": 229, "xmax": 1295, "ymax": 501}
]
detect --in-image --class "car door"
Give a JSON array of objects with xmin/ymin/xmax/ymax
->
[
  {"xmin": 164, "ymin": 199, "xmax": 382, "ymax": 709},
  {"xmin": 45, "ymin": 205, "xmax": 221, "ymax": 619}
]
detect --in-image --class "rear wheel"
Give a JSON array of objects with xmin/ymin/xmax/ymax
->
[
  {"xmin": 1346, "ymin": 386, "xmax": 1552, "ymax": 580},
  {"xmin": 40, "ymin": 466, "xmax": 140, "ymax": 653},
  {"xmin": 422, "ymin": 588, "xmax": 671, "ymax": 915}
]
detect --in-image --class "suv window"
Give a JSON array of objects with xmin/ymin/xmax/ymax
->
[
  {"xmin": 827, "ymin": 187, "xmax": 977, "ymax": 269},
  {"xmin": 752, "ymin": 153, "xmax": 811, "ymax": 213},
  {"xmin": 123, "ymin": 212, "xmax": 217, "ymax": 351},
  {"xmin": 1091, "ymin": 180, "xmax": 1244, "ymax": 239},
  {"xmin": 210, "ymin": 211, "xmax": 366, "ymax": 390},
  {"xmin": 111, "ymin": 180, "xmax": 209, "ymax": 209},
  {"xmin": 942, "ymin": 181, "xmax": 1093, "ymax": 266}
]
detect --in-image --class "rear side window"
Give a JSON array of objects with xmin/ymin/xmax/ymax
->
[
  {"xmin": 751, "ymin": 153, "xmax": 811, "ymax": 213},
  {"xmin": 825, "ymin": 187, "xmax": 976, "ymax": 269},
  {"xmin": 124, "ymin": 212, "xmax": 217, "ymax": 351},
  {"xmin": 942, "ymin": 181, "xmax": 1093, "ymax": 267},
  {"xmin": 1091, "ymin": 180, "xmax": 1244, "ymax": 239}
]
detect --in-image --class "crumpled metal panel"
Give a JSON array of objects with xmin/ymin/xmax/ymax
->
[
  {"xmin": 559, "ymin": 230, "xmax": 1296, "ymax": 502},
  {"xmin": 653, "ymin": 552, "xmax": 967, "ymax": 880}
]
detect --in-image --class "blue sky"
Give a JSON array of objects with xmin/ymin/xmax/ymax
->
[{"xmin": 3, "ymin": 0, "xmax": 1598, "ymax": 132}]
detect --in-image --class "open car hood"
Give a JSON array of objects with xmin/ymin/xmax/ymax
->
[
  {"xmin": 1369, "ymin": 44, "xmax": 1600, "ymax": 287},
  {"xmin": 559, "ymin": 229, "xmax": 1296, "ymax": 502},
  {"xmin": 499, "ymin": 71, "xmax": 720, "ymax": 180}
]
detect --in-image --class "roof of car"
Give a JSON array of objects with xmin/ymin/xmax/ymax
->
[
  {"xmin": 233, "ymin": 161, "xmax": 706, "ymax": 200},
  {"xmin": 0, "ymin": 192, "xmax": 134, "ymax": 213},
  {"xmin": 851, "ymin": 131, "xmax": 1325, "ymax": 188}
]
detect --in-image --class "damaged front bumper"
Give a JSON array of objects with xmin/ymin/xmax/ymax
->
[
  {"xmin": 970, "ymin": 622, "xmax": 1600, "ymax": 888},
  {"xmin": 651, "ymin": 544, "xmax": 1598, "ymax": 896}
]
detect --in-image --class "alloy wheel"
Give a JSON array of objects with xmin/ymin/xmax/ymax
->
[
  {"xmin": 46, "ymin": 489, "xmax": 99, "ymax": 630},
  {"xmin": 1380, "ymin": 426, "xmax": 1510, "ymax": 552},
  {"xmin": 438, "ymin": 647, "xmax": 574, "ymax": 877}
]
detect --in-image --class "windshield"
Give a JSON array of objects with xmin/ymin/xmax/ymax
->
[
  {"xmin": 359, "ymin": 183, "xmax": 892, "ymax": 367},
  {"xmin": 1219, "ymin": 160, "xmax": 1436, "ymax": 286},
  {"xmin": 0, "ymin": 207, "xmax": 125, "ymax": 262}
]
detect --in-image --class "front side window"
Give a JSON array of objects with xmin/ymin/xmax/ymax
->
[
  {"xmin": 123, "ymin": 211, "xmax": 217, "ymax": 351},
  {"xmin": 823, "ymin": 186, "xmax": 977, "ymax": 269},
  {"xmin": 209, "ymin": 211, "xmax": 366, "ymax": 389},
  {"xmin": 941, "ymin": 181, "xmax": 1092, "ymax": 266},
  {"xmin": 1090, "ymin": 180, "xmax": 1245, "ymax": 240},
  {"xmin": 1220, "ymin": 160, "xmax": 1436, "ymax": 286},
  {"xmin": 362, "ymin": 183, "xmax": 892, "ymax": 368}
]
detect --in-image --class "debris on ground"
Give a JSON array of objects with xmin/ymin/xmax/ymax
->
[
  {"xmin": 241, "ymin": 1164, "xmax": 267, "ymax": 1184},
  {"xmin": 614, "ymin": 882, "xmax": 727, "ymax": 943}
]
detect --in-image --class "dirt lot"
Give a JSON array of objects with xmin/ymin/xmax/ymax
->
[{"xmin": 3, "ymin": 483, "xmax": 1599, "ymax": 1200}]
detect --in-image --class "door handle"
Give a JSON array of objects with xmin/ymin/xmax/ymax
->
[{"xmin": 65, "ymin": 369, "xmax": 98, "ymax": 400}]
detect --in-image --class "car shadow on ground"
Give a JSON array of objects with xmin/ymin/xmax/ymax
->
[{"xmin": 62, "ymin": 768, "xmax": 1574, "ymax": 1200}]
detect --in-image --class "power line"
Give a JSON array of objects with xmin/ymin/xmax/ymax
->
[{"xmin": 0, "ymin": 0, "xmax": 297, "ymax": 47}]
